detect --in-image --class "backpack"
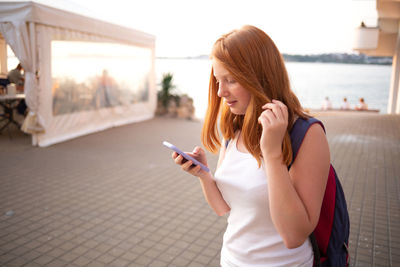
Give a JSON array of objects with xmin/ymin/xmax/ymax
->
[
  {"xmin": 225, "ymin": 117, "xmax": 350, "ymax": 266},
  {"xmin": 289, "ymin": 117, "xmax": 350, "ymax": 267}
]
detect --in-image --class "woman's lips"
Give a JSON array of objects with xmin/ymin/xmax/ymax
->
[{"xmin": 225, "ymin": 100, "xmax": 237, "ymax": 107}]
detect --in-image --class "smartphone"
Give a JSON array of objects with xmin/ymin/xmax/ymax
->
[{"xmin": 163, "ymin": 141, "xmax": 210, "ymax": 172}]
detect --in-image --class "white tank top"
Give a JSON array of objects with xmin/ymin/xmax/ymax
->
[{"xmin": 214, "ymin": 135, "xmax": 313, "ymax": 267}]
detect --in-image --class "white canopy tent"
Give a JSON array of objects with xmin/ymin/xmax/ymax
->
[{"xmin": 0, "ymin": 1, "xmax": 156, "ymax": 146}]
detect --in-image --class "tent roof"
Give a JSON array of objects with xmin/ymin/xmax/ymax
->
[{"xmin": 0, "ymin": 1, "xmax": 155, "ymax": 47}]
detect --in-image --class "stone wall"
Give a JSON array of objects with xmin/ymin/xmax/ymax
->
[{"xmin": 155, "ymin": 94, "xmax": 195, "ymax": 120}]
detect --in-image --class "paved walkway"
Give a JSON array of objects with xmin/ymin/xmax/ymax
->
[{"xmin": 0, "ymin": 112, "xmax": 399, "ymax": 267}]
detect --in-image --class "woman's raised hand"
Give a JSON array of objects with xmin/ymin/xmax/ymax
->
[
  {"xmin": 257, "ymin": 99, "xmax": 289, "ymax": 161},
  {"xmin": 172, "ymin": 146, "xmax": 210, "ymax": 179}
]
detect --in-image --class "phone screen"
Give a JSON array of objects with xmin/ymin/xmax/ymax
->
[{"xmin": 163, "ymin": 141, "xmax": 210, "ymax": 172}]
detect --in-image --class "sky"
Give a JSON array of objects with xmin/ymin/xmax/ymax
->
[{"xmin": 8, "ymin": 0, "xmax": 378, "ymax": 57}]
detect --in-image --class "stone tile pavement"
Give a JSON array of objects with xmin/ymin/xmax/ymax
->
[{"xmin": 0, "ymin": 113, "xmax": 399, "ymax": 266}]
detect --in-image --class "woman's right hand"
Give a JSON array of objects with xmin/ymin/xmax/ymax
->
[
  {"xmin": 172, "ymin": 146, "xmax": 210, "ymax": 180},
  {"xmin": 173, "ymin": 146, "xmax": 230, "ymax": 216}
]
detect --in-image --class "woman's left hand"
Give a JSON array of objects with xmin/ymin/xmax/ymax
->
[{"xmin": 258, "ymin": 99, "xmax": 289, "ymax": 160}]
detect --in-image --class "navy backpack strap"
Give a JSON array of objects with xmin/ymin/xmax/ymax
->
[
  {"xmin": 289, "ymin": 117, "xmax": 325, "ymax": 169},
  {"xmin": 225, "ymin": 139, "xmax": 230, "ymax": 149},
  {"xmin": 310, "ymin": 233, "xmax": 322, "ymax": 267}
]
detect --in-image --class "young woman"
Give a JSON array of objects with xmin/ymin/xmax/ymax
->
[{"xmin": 171, "ymin": 25, "xmax": 330, "ymax": 266}]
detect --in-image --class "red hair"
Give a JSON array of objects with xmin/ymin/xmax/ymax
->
[{"xmin": 201, "ymin": 25, "xmax": 309, "ymax": 167}]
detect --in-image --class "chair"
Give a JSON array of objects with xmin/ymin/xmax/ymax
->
[{"xmin": 0, "ymin": 78, "xmax": 10, "ymax": 88}]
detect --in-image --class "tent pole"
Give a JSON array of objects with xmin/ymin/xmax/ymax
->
[
  {"xmin": 29, "ymin": 22, "xmax": 36, "ymax": 73},
  {"xmin": 0, "ymin": 38, "xmax": 7, "ymax": 75},
  {"xmin": 29, "ymin": 22, "xmax": 39, "ymax": 146}
]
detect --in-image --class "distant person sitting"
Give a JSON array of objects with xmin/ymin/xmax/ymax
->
[
  {"xmin": 8, "ymin": 63, "xmax": 27, "ymax": 115},
  {"xmin": 7, "ymin": 63, "xmax": 24, "ymax": 92},
  {"xmin": 340, "ymin": 97, "xmax": 351, "ymax": 110},
  {"xmin": 355, "ymin": 98, "xmax": 368, "ymax": 111},
  {"xmin": 321, "ymin": 96, "xmax": 333, "ymax": 110}
]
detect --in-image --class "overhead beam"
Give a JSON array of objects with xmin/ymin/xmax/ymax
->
[{"xmin": 377, "ymin": 1, "xmax": 400, "ymax": 19}]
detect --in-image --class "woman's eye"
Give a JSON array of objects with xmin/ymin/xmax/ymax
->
[{"xmin": 227, "ymin": 79, "xmax": 236, "ymax": 84}]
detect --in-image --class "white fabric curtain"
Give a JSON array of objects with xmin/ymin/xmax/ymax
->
[
  {"xmin": 35, "ymin": 25, "xmax": 119, "ymax": 131},
  {"xmin": 0, "ymin": 21, "xmax": 44, "ymax": 133},
  {"xmin": 34, "ymin": 24, "xmax": 155, "ymax": 146}
]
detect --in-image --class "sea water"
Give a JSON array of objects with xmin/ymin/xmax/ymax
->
[{"xmin": 155, "ymin": 58, "xmax": 392, "ymax": 119}]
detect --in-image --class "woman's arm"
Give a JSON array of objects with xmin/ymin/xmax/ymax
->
[
  {"xmin": 173, "ymin": 145, "xmax": 230, "ymax": 216},
  {"xmin": 265, "ymin": 124, "xmax": 329, "ymax": 248},
  {"xmin": 259, "ymin": 100, "xmax": 329, "ymax": 249}
]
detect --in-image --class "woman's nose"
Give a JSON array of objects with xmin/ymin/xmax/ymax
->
[{"xmin": 217, "ymin": 82, "xmax": 228, "ymax": 98}]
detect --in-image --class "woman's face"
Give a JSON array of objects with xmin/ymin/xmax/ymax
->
[{"xmin": 212, "ymin": 58, "xmax": 251, "ymax": 115}]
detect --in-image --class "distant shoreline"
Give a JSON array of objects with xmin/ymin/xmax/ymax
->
[{"xmin": 157, "ymin": 53, "xmax": 392, "ymax": 66}]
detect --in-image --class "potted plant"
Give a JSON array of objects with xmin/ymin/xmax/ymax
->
[
  {"xmin": 156, "ymin": 72, "xmax": 195, "ymax": 119},
  {"xmin": 156, "ymin": 73, "xmax": 179, "ymax": 116}
]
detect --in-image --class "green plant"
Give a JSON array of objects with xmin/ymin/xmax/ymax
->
[{"xmin": 158, "ymin": 72, "xmax": 177, "ymax": 108}]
